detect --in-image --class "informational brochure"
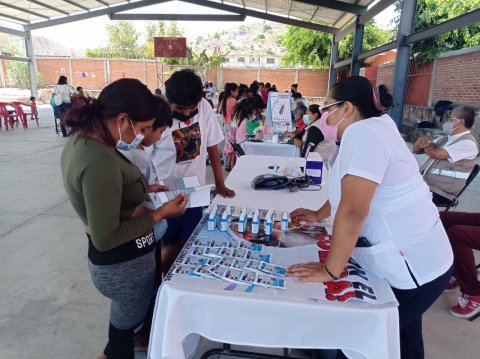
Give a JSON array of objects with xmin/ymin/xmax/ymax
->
[
  {"xmin": 148, "ymin": 176, "xmax": 212, "ymax": 208},
  {"xmin": 266, "ymin": 91, "xmax": 293, "ymax": 132}
]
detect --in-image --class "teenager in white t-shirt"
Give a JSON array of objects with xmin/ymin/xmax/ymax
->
[
  {"xmin": 288, "ymin": 77, "xmax": 453, "ymax": 359},
  {"xmin": 151, "ymin": 69, "xmax": 235, "ymax": 275}
]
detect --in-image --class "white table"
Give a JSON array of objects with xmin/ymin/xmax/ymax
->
[
  {"xmin": 148, "ymin": 217, "xmax": 400, "ymax": 359},
  {"xmin": 214, "ymin": 155, "xmax": 327, "ymax": 212},
  {"xmin": 242, "ymin": 141, "xmax": 299, "ymax": 157},
  {"xmin": 148, "ymin": 155, "xmax": 400, "ymax": 359}
]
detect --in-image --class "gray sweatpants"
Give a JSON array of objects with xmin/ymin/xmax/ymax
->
[{"xmin": 88, "ymin": 251, "xmax": 156, "ymax": 330}]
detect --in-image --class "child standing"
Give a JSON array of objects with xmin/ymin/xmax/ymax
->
[
  {"xmin": 29, "ymin": 96, "xmax": 39, "ymax": 124},
  {"xmin": 221, "ymin": 83, "xmax": 239, "ymax": 170}
]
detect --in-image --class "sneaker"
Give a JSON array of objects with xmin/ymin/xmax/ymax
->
[
  {"xmin": 450, "ymin": 293, "xmax": 480, "ymax": 319},
  {"xmin": 444, "ymin": 276, "xmax": 459, "ymax": 292}
]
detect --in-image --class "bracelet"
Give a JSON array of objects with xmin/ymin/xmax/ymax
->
[{"xmin": 324, "ymin": 263, "xmax": 340, "ymax": 280}]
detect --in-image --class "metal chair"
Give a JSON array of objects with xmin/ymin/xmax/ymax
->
[{"xmin": 444, "ymin": 164, "xmax": 480, "ymax": 211}]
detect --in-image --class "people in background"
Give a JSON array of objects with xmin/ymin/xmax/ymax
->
[
  {"xmin": 151, "ymin": 69, "xmax": 235, "ymax": 276},
  {"xmin": 29, "ymin": 96, "xmax": 39, "ymax": 122},
  {"xmin": 221, "ymin": 82, "xmax": 239, "ymax": 169},
  {"xmin": 414, "ymin": 106, "xmax": 479, "ymax": 206},
  {"xmin": 294, "ymin": 104, "xmax": 336, "ymax": 161},
  {"xmin": 61, "ymin": 78, "xmax": 188, "ymax": 359},
  {"xmin": 237, "ymin": 83, "xmax": 250, "ymax": 102},
  {"xmin": 235, "ymin": 99, "xmax": 256, "ymax": 144},
  {"xmin": 262, "ymin": 82, "xmax": 271, "ymax": 105},
  {"xmin": 291, "ymin": 83, "xmax": 298, "ymax": 93},
  {"xmin": 53, "ymin": 75, "xmax": 75, "ymax": 137},
  {"xmin": 203, "ymin": 82, "xmax": 215, "ymax": 108},
  {"xmin": 288, "ymin": 76, "xmax": 452, "ymax": 359},
  {"xmin": 71, "ymin": 86, "xmax": 89, "ymax": 107},
  {"xmin": 441, "ymin": 211, "xmax": 480, "ymax": 319},
  {"xmin": 284, "ymin": 104, "xmax": 307, "ymax": 139}
]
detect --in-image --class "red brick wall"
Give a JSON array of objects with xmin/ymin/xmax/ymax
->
[
  {"xmin": 297, "ymin": 69, "xmax": 329, "ymax": 97},
  {"xmin": 71, "ymin": 59, "xmax": 106, "ymax": 90},
  {"xmin": 222, "ymin": 68, "xmax": 258, "ymax": 87},
  {"xmin": 259, "ymin": 69, "xmax": 296, "ymax": 93},
  {"xmin": 432, "ymin": 50, "xmax": 480, "ymax": 107},
  {"xmin": 376, "ymin": 63, "xmax": 395, "ymax": 92},
  {"xmin": 36, "ymin": 58, "xmax": 71, "ymax": 87}
]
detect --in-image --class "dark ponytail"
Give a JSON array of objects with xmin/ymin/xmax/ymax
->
[
  {"xmin": 330, "ymin": 76, "xmax": 393, "ymax": 118},
  {"xmin": 65, "ymin": 78, "xmax": 158, "ymax": 146},
  {"xmin": 222, "ymin": 82, "xmax": 239, "ymax": 116}
]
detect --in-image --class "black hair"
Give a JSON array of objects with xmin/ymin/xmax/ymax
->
[
  {"xmin": 152, "ymin": 96, "xmax": 173, "ymax": 130},
  {"xmin": 250, "ymin": 82, "xmax": 259, "ymax": 95},
  {"xmin": 165, "ymin": 69, "xmax": 203, "ymax": 107},
  {"xmin": 76, "ymin": 86, "xmax": 83, "ymax": 92},
  {"xmin": 291, "ymin": 83, "xmax": 298, "ymax": 88},
  {"xmin": 65, "ymin": 78, "xmax": 158, "ymax": 146},
  {"xmin": 235, "ymin": 99, "xmax": 256, "ymax": 127},
  {"xmin": 251, "ymin": 94, "xmax": 264, "ymax": 110},
  {"xmin": 453, "ymin": 106, "xmax": 476, "ymax": 128},
  {"xmin": 265, "ymin": 82, "xmax": 271, "ymax": 88},
  {"xmin": 267, "ymin": 87, "xmax": 277, "ymax": 93},
  {"xmin": 329, "ymin": 76, "xmax": 393, "ymax": 118},
  {"xmin": 308, "ymin": 104, "xmax": 321, "ymax": 120},
  {"xmin": 237, "ymin": 84, "xmax": 249, "ymax": 99},
  {"xmin": 292, "ymin": 92, "xmax": 302, "ymax": 100},
  {"xmin": 30, "ymin": 96, "xmax": 35, "ymax": 101},
  {"xmin": 57, "ymin": 76, "xmax": 68, "ymax": 85},
  {"xmin": 222, "ymin": 82, "xmax": 239, "ymax": 116}
]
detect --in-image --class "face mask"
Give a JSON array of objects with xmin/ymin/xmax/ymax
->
[
  {"xmin": 442, "ymin": 120, "xmax": 460, "ymax": 135},
  {"xmin": 318, "ymin": 106, "xmax": 345, "ymax": 142},
  {"xmin": 172, "ymin": 108, "xmax": 198, "ymax": 123},
  {"xmin": 303, "ymin": 114, "xmax": 310, "ymax": 126},
  {"xmin": 116, "ymin": 119, "xmax": 144, "ymax": 151}
]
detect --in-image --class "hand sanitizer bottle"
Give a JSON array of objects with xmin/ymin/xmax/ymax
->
[{"xmin": 280, "ymin": 212, "xmax": 289, "ymax": 232}]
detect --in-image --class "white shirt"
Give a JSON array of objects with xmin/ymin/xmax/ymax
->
[
  {"xmin": 54, "ymin": 84, "xmax": 75, "ymax": 103},
  {"xmin": 151, "ymin": 98, "xmax": 224, "ymax": 186},
  {"xmin": 433, "ymin": 130, "xmax": 478, "ymax": 163},
  {"xmin": 328, "ymin": 115, "xmax": 453, "ymax": 289}
]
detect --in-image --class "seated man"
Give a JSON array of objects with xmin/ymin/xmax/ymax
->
[
  {"xmin": 440, "ymin": 211, "xmax": 480, "ymax": 319},
  {"xmin": 413, "ymin": 106, "xmax": 479, "ymax": 206}
]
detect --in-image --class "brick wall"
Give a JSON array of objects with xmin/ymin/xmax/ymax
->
[
  {"xmin": 36, "ymin": 58, "xmax": 71, "ymax": 87},
  {"xmin": 376, "ymin": 63, "xmax": 395, "ymax": 92},
  {"xmin": 432, "ymin": 47, "xmax": 480, "ymax": 107}
]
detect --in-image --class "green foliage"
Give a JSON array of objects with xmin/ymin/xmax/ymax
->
[
  {"xmin": 393, "ymin": 0, "xmax": 480, "ymax": 64},
  {"xmin": 256, "ymin": 34, "xmax": 265, "ymax": 40},
  {"xmin": 281, "ymin": 20, "xmax": 390, "ymax": 69},
  {"xmin": 7, "ymin": 61, "xmax": 42, "ymax": 88},
  {"xmin": 106, "ymin": 20, "xmax": 140, "ymax": 58}
]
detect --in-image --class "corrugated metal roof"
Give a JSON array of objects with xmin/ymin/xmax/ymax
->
[{"xmin": 0, "ymin": 0, "xmax": 376, "ymax": 30}]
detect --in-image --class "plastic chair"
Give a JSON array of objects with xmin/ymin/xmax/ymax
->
[
  {"xmin": 8, "ymin": 102, "xmax": 28, "ymax": 129},
  {"xmin": 11, "ymin": 101, "xmax": 39, "ymax": 126},
  {"xmin": 443, "ymin": 164, "xmax": 480, "ymax": 211},
  {"xmin": 0, "ymin": 102, "xmax": 22, "ymax": 130}
]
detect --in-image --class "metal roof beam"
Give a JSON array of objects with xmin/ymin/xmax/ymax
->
[
  {"xmin": 29, "ymin": 0, "xmax": 70, "ymax": 15},
  {"xmin": 109, "ymin": 13, "xmax": 246, "ymax": 21},
  {"xmin": 94, "ymin": 0, "xmax": 111, "ymax": 7},
  {"xmin": 405, "ymin": 7, "xmax": 480, "ymax": 44},
  {"xmin": 60, "ymin": 0, "xmax": 90, "ymax": 11},
  {"xmin": 0, "ymin": 13, "xmax": 29, "ymax": 24},
  {"xmin": 0, "ymin": 25, "xmax": 26, "ymax": 37},
  {"xmin": 179, "ymin": 0, "xmax": 338, "ymax": 34},
  {"xmin": 335, "ymin": 0, "xmax": 396, "ymax": 41},
  {"xmin": 0, "ymin": 54, "xmax": 30, "ymax": 62},
  {"xmin": 0, "ymin": 1, "xmax": 49, "ymax": 19},
  {"xmin": 356, "ymin": 40, "xmax": 397, "ymax": 60},
  {"xmin": 24, "ymin": 0, "xmax": 173, "ymax": 31},
  {"xmin": 296, "ymin": 0, "xmax": 366, "ymax": 15}
]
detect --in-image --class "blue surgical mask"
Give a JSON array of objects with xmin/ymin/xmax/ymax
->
[
  {"xmin": 116, "ymin": 119, "xmax": 144, "ymax": 151},
  {"xmin": 442, "ymin": 120, "xmax": 460, "ymax": 135},
  {"xmin": 303, "ymin": 114, "xmax": 310, "ymax": 126}
]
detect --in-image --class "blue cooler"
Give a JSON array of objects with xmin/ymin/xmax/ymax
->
[{"xmin": 306, "ymin": 152, "xmax": 323, "ymax": 185}]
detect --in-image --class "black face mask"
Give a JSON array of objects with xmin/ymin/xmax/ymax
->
[{"xmin": 172, "ymin": 109, "xmax": 199, "ymax": 123}]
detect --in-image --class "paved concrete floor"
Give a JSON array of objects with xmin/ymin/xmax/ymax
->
[{"xmin": 0, "ymin": 106, "xmax": 479, "ymax": 359}]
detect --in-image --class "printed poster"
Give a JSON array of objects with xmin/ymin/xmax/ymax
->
[{"xmin": 267, "ymin": 92, "xmax": 292, "ymax": 131}]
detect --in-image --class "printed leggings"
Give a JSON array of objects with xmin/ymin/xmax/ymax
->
[{"xmin": 89, "ymin": 251, "xmax": 156, "ymax": 359}]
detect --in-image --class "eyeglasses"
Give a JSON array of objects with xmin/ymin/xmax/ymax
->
[{"xmin": 319, "ymin": 101, "xmax": 344, "ymax": 114}]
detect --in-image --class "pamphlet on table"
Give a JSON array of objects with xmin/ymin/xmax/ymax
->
[{"xmin": 147, "ymin": 176, "xmax": 212, "ymax": 208}]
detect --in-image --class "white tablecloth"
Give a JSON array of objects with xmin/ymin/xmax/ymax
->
[
  {"xmin": 148, "ymin": 217, "xmax": 400, "ymax": 359},
  {"xmin": 242, "ymin": 141, "xmax": 299, "ymax": 157},
  {"xmin": 214, "ymin": 155, "xmax": 327, "ymax": 212}
]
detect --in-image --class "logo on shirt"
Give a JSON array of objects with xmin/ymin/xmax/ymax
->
[{"xmin": 172, "ymin": 122, "xmax": 202, "ymax": 164}]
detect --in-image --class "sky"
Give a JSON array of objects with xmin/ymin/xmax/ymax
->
[{"xmin": 12, "ymin": 0, "xmax": 397, "ymax": 52}]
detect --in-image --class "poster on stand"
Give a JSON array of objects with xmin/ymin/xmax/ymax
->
[{"xmin": 267, "ymin": 92, "xmax": 292, "ymax": 131}]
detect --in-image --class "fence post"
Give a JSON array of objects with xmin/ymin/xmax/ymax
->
[
  {"xmin": 104, "ymin": 58, "xmax": 110, "ymax": 86},
  {"xmin": 0, "ymin": 59, "xmax": 5, "ymax": 88},
  {"xmin": 428, "ymin": 59, "xmax": 438, "ymax": 107},
  {"xmin": 68, "ymin": 58, "xmax": 74, "ymax": 87}
]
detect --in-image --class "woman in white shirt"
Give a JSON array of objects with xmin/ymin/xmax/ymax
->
[
  {"xmin": 53, "ymin": 75, "xmax": 75, "ymax": 137},
  {"xmin": 288, "ymin": 77, "xmax": 453, "ymax": 359}
]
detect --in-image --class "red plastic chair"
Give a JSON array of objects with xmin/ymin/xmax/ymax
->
[
  {"xmin": 0, "ymin": 103, "xmax": 22, "ymax": 130},
  {"xmin": 8, "ymin": 102, "xmax": 28, "ymax": 129},
  {"xmin": 11, "ymin": 101, "xmax": 38, "ymax": 127}
]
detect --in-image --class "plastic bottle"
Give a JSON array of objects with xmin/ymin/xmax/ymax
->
[
  {"xmin": 280, "ymin": 212, "xmax": 289, "ymax": 232},
  {"xmin": 220, "ymin": 211, "xmax": 229, "ymax": 232},
  {"xmin": 251, "ymin": 213, "xmax": 259, "ymax": 234}
]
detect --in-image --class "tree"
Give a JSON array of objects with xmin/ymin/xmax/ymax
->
[
  {"xmin": 393, "ymin": 0, "xmax": 480, "ymax": 64},
  {"xmin": 281, "ymin": 20, "xmax": 390, "ymax": 69},
  {"xmin": 86, "ymin": 20, "xmax": 139, "ymax": 58}
]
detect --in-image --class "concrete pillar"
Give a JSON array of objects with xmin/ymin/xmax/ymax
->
[
  {"xmin": 24, "ymin": 30, "xmax": 37, "ymax": 98},
  {"xmin": 295, "ymin": 65, "xmax": 299, "ymax": 84},
  {"xmin": 0, "ymin": 59, "xmax": 5, "ymax": 87},
  {"xmin": 217, "ymin": 67, "xmax": 223, "ymax": 88},
  {"xmin": 427, "ymin": 59, "xmax": 438, "ymax": 107},
  {"xmin": 104, "ymin": 58, "xmax": 110, "ymax": 86},
  {"xmin": 68, "ymin": 58, "xmax": 74, "ymax": 87},
  {"xmin": 390, "ymin": 0, "xmax": 418, "ymax": 128}
]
